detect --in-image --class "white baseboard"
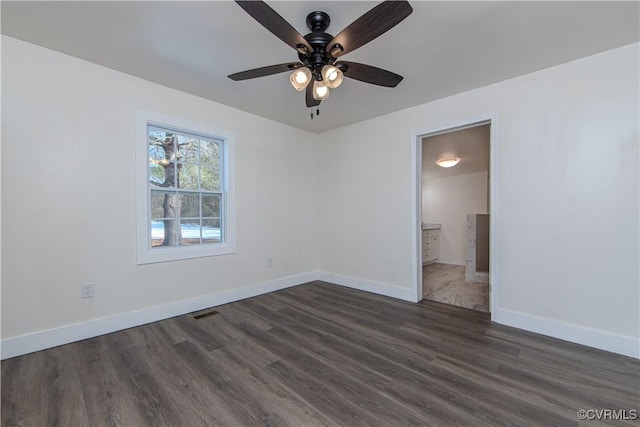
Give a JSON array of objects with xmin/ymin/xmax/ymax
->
[
  {"xmin": 317, "ymin": 271, "xmax": 416, "ymax": 302},
  {"xmin": 1, "ymin": 272, "xmax": 318, "ymax": 360},
  {"xmin": 492, "ymin": 308, "xmax": 639, "ymax": 359},
  {"xmin": 4, "ymin": 273, "xmax": 637, "ymax": 360}
]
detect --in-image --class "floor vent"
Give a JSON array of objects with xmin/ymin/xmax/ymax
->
[{"xmin": 193, "ymin": 310, "xmax": 219, "ymax": 320}]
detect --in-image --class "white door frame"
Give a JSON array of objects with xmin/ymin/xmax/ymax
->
[{"xmin": 410, "ymin": 115, "xmax": 498, "ymax": 315}]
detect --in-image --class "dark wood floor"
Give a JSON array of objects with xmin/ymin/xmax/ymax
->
[{"xmin": 2, "ymin": 282, "xmax": 639, "ymax": 426}]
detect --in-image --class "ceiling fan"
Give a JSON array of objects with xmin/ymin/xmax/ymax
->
[{"xmin": 228, "ymin": 0, "xmax": 413, "ymax": 113}]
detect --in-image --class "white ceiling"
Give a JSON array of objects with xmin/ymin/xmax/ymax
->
[
  {"xmin": 422, "ymin": 124, "xmax": 490, "ymax": 180},
  {"xmin": 2, "ymin": 1, "xmax": 638, "ymax": 133}
]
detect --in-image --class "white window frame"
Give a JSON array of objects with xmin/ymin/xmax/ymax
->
[{"xmin": 135, "ymin": 110, "xmax": 236, "ymax": 264}]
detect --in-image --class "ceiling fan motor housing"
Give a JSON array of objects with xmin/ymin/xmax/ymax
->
[
  {"xmin": 301, "ymin": 11, "xmax": 336, "ymax": 80},
  {"xmin": 306, "ymin": 11, "xmax": 330, "ymax": 32}
]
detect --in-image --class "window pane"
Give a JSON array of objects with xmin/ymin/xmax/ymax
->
[
  {"xmin": 151, "ymin": 190, "xmax": 178, "ymax": 219},
  {"xmin": 177, "ymin": 136, "xmax": 199, "ymax": 164},
  {"xmin": 202, "ymin": 194, "xmax": 221, "ymax": 217},
  {"xmin": 200, "ymin": 140, "xmax": 220, "ymax": 166},
  {"xmin": 151, "ymin": 163, "xmax": 176, "ymax": 188},
  {"xmin": 149, "ymin": 143, "xmax": 165, "ymax": 160},
  {"xmin": 201, "ymin": 140, "xmax": 221, "ymax": 191},
  {"xmin": 179, "ymin": 193, "xmax": 199, "ymax": 218},
  {"xmin": 164, "ymin": 193, "xmax": 180, "ymax": 219},
  {"xmin": 180, "ymin": 219, "xmax": 201, "ymax": 245},
  {"xmin": 149, "ymin": 130, "xmax": 176, "ymax": 188},
  {"xmin": 202, "ymin": 219, "xmax": 221, "ymax": 243},
  {"xmin": 151, "ymin": 220, "xmax": 164, "ymax": 247},
  {"xmin": 148, "ymin": 131, "xmax": 167, "ymax": 161},
  {"xmin": 200, "ymin": 167, "xmax": 220, "ymax": 191},
  {"xmin": 162, "ymin": 220, "xmax": 181, "ymax": 246},
  {"xmin": 152, "ymin": 220, "xmax": 180, "ymax": 247},
  {"xmin": 178, "ymin": 164, "xmax": 199, "ymax": 189},
  {"xmin": 149, "ymin": 163, "xmax": 166, "ymax": 187}
]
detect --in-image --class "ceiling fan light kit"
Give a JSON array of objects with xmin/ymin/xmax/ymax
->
[
  {"xmin": 312, "ymin": 79, "xmax": 330, "ymax": 101},
  {"xmin": 321, "ymin": 64, "xmax": 343, "ymax": 89},
  {"xmin": 290, "ymin": 67, "xmax": 312, "ymax": 91},
  {"xmin": 228, "ymin": 0, "xmax": 413, "ymax": 115}
]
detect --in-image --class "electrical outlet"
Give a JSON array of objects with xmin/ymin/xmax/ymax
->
[
  {"xmin": 81, "ymin": 283, "xmax": 95, "ymax": 299},
  {"xmin": 267, "ymin": 257, "xmax": 273, "ymax": 267}
]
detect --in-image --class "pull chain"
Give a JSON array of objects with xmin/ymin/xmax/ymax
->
[{"xmin": 309, "ymin": 107, "xmax": 320, "ymax": 120}]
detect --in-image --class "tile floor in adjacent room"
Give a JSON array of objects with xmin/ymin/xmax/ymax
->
[{"xmin": 423, "ymin": 262, "xmax": 489, "ymax": 312}]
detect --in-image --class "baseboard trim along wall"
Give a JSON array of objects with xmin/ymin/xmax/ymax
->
[
  {"xmin": 3, "ymin": 274, "xmax": 636, "ymax": 360},
  {"xmin": 493, "ymin": 308, "xmax": 639, "ymax": 359},
  {"xmin": 1, "ymin": 272, "xmax": 318, "ymax": 360},
  {"xmin": 317, "ymin": 272, "xmax": 416, "ymax": 302},
  {"xmin": 327, "ymin": 275, "xmax": 638, "ymax": 359}
]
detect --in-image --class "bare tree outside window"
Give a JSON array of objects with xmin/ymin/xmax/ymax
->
[{"xmin": 148, "ymin": 127, "xmax": 222, "ymax": 247}]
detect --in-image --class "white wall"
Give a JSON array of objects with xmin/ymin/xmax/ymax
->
[
  {"xmin": 2, "ymin": 36, "xmax": 639, "ymax": 359},
  {"xmin": 1, "ymin": 37, "xmax": 320, "ymax": 357},
  {"xmin": 318, "ymin": 43, "xmax": 639, "ymax": 357},
  {"xmin": 422, "ymin": 172, "xmax": 488, "ymax": 265}
]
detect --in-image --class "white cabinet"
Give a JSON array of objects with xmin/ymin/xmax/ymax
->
[{"xmin": 422, "ymin": 229, "xmax": 440, "ymax": 264}]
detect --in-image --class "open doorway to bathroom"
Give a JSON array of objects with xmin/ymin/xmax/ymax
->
[{"xmin": 419, "ymin": 122, "xmax": 491, "ymax": 312}]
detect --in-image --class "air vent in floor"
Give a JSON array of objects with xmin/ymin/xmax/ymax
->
[{"xmin": 193, "ymin": 310, "xmax": 219, "ymax": 320}]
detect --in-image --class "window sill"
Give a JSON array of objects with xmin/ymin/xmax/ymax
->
[{"xmin": 137, "ymin": 242, "xmax": 236, "ymax": 265}]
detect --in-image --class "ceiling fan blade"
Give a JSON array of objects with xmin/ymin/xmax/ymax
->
[
  {"xmin": 337, "ymin": 61, "xmax": 403, "ymax": 87},
  {"xmin": 235, "ymin": 1, "xmax": 313, "ymax": 54},
  {"xmin": 228, "ymin": 62, "xmax": 302, "ymax": 81},
  {"xmin": 326, "ymin": 1, "xmax": 413, "ymax": 58},
  {"xmin": 306, "ymin": 83, "xmax": 321, "ymax": 108}
]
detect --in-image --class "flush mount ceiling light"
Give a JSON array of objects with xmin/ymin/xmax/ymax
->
[
  {"xmin": 436, "ymin": 158, "xmax": 461, "ymax": 168},
  {"xmin": 228, "ymin": 1, "xmax": 413, "ymax": 119}
]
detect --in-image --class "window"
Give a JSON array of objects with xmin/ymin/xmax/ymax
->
[{"xmin": 136, "ymin": 111, "xmax": 235, "ymax": 264}]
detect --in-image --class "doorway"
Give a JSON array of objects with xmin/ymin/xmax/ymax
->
[{"xmin": 413, "ymin": 120, "xmax": 493, "ymax": 312}]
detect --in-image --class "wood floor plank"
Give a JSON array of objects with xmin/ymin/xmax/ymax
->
[
  {"xmin": 75, "ymin": 336, "xmax": 150, "ymax": 427},
  {"xmin": 268, "ymin": 299, "xmax": 572, "ymax": 426},
  {"xmin": 209, "ymin": 343, "xmax": 335, "ymax": 427},
  {"xmin": 44, "ymin": 344, "xmax": 91, "ymax": 427},
  {"xmin": 246, "ymin": 289, "xmax": 585, "ymax": 426},
  {"xmin": 259, "ymin": 318, "xmax": 489, "ymax": 426},
  {"xmin": 232, "ymin": 320, "xmax": 421, "ymax": 426},
  {"xmin": 216, "ymin": 340, "xmax": 336, "ymax": 426},
  {"xmin": 2, "ymin": 354, "xmax": 41, "ymax": 426},
  {"xmin": 2, "ymin": 281, "xmax": 638, "ymax": 426}
]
